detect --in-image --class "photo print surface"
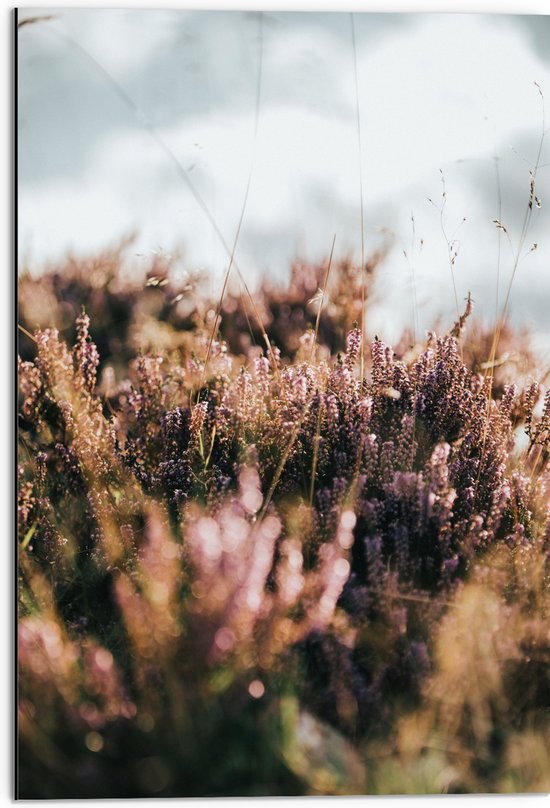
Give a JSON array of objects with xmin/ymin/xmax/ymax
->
[{"xmin": 17, "ymin": 7, "xmax": 550, "ymax": 798}]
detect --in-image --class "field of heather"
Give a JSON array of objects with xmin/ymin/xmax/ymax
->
[
  {"xmin": 16, "ymin": 7, "xmax": 550, "ymax": 801},
  {"xmin": 17, "ymin": 244, "xmax": 550, "ymax": 797}
]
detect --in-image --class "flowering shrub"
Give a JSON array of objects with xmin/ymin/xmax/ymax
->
[{"xmin": 17, "ymin": 260, "xmax": 550, "ymax": 797}]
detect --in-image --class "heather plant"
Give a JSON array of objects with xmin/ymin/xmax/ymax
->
[
  {"xmin": 17, "ymin": 9, "xmax": 550, "ymax": 796},
  {"xmin": 20, "ymin": 240, "xmax": 543, "ymax": 414},
  {"xmin": 17, "ymin": 262, "xmax": 550, "ymax": 796}
]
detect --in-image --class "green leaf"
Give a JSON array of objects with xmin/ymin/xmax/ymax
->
[
  {"xmin": 277, "ymin": 696, "xmax": 366, "ymax": 795},
  {"xmin": 21, "ymin": 523, "xmax": 37, "ymax": 550}
]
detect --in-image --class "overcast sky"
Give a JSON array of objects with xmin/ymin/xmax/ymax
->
[{"xmin": 17, "ymin": 9, "xmax": 550, "ymax": 348}]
